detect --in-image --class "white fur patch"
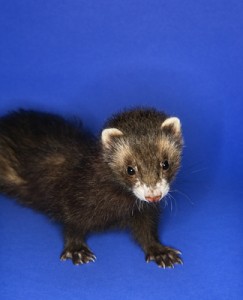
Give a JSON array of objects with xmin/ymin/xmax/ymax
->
[{"xmin": 132, "ymin": 179, "xmax": 169, "ymax": 202}]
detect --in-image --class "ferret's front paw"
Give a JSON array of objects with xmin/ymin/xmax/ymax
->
[
  {"xmin": 60, "ymin": 246, "xmax": 96, "ymax": 265},
  {"xmin": 145, "ymin": 245, "xmax": 183, "ymax": 268}
]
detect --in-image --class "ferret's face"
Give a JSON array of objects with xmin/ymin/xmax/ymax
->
[{"xmin": 102, "ymin": 117, "xmax": 183, "ymax": 203}]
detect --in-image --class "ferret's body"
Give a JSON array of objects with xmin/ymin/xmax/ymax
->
[{"xmin": 0, "ymin": 108, "xmax": 183, "ymax": 267}]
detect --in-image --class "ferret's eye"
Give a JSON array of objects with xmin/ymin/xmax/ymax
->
[
  {"xmin": 127, "ymin": 166, "xmax": 136, "ymax": 175},
  {"xmin": 160, "ymin": 160, "xmax": 169, "ymax": 170}
]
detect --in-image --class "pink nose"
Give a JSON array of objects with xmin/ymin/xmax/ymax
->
[{"xmin": 145, "ymin": 194, "xmax": 162, "ymax": 202}]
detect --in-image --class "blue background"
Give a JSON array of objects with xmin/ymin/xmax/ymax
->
[{"xmin": 0, "ymin": 1, "xmax": 242, "ymax": 299}]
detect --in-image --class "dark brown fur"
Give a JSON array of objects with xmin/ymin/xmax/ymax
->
[{"xmin": 0, "ymin": 108, "xmax": 183, "ymax": 267}]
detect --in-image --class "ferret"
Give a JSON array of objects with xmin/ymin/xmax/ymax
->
[{"xmin": 0, "ymin": 108, "xmax": 183, "ymax": 268}]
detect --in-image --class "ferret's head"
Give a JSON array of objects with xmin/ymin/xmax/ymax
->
[{"xmin": 101, "ymin": 108, "xmax": 183, "ymax": 203}]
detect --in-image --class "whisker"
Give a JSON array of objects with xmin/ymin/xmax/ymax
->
[
  {"xmin": 167, "ymin": 192, "xmax": 178, "ymax": 214},
  {"xmin": 136, "ymin": 198, "xmax": 145, "ymax": 213},
  {"xmin": 131, "ymin": 200, "xmax": 136, "ymax": 216},
  {"xmin": 181, "ymin": 161, "xmax": 205, "ymax": 171},
  {"xmin": 162, "ymin": 197, "xmax": 168, "ymax": 209},
  {"xmin": 166, "ymin": 194, "xmax": 173, "ymax": 212},
  {"xmin": 137, "ymin": 199, "xmax": 141, "ymax": 213},
  {"xmin": 170, "ymin": 189, "xmax": 194, "ymax": 205},
  {"xmin": 190, "ymin": 167, "xmax": 208, "ymax": 174},
  {"xmin": 170, "ymin": 195, "xmax": 173, "ymax": 212}
]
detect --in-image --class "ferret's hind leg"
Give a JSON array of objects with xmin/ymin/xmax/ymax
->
[{"xmin": 60, "ymin": 225, "xmax": 96, "ymax": 265}]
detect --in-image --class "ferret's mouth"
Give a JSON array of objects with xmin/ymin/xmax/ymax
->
[{"xmin": 144, "ymin": 194, "xmax": 162, "ymax": 202}]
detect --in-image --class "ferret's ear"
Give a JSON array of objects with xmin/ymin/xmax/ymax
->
[
  {"xmin": 101, "ymin": 128, "xmax": 124, "ymax": 148},
  {"xmin": 161, "ymin": 117, "xmax": 181, "ymax": 136}
]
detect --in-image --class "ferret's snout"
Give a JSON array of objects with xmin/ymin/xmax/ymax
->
[
  {"xmin": 132, "ymin": 180, "xmax": 169, "ymax": 203},
  {"xmin": 145, "ymin": 194, "xmax": 162, "ymax": 202}
]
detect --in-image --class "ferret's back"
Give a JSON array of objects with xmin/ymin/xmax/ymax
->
[
  {"xmin": 0, "ymin": 110, "xmax": 93, "ymax": 206},
  {"xmin": 0, "ymin": 110, "xmax": 84, "ymax": 145}
]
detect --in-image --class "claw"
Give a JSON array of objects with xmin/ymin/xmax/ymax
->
[
  {"xmin": 89, "ymin": 256, "xmax": 96, "ymax": 262},
  {"xmin": 168, "ymin": 253, "xmax": 176, "ymax": 260},
  {"xmin": 165, "ymin": 247, "xmax": 182, "ymax": 256},
  {"xmin": 146, "ymin": 245, "xmax": 183, "ymax": 269},
  {"xmin": 60, "ymin": 247, "xmax": 96, "ymax": 265},
  {"xmin": 176, "ymin": 258, "xmax": 183, "ymax": 265},
  {"xmin": 146, "ymin": 255, "xmax": 154, "ymax": 263}
]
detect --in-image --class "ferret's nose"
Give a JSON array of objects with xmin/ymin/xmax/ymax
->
[{"xmin": 145, "ymin": 194, "xmax": 162, "ymax": 202}]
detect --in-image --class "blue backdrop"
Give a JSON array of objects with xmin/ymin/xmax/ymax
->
[{"xmin": 0, "ymin": 1, "xmax": 242, "ymax": 299}]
